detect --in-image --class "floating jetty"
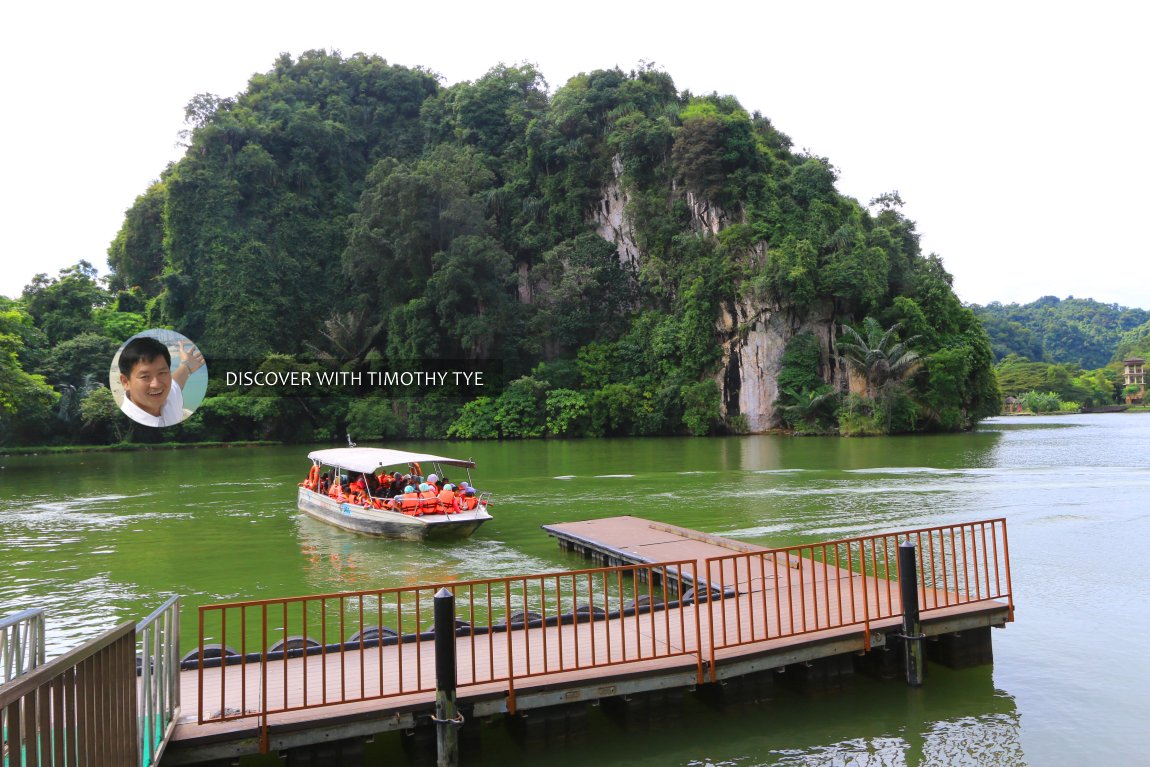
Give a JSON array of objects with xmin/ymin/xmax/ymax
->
[{"xmin": 1, "ymin": 517, "xmax": 1013, "ymax": 765}]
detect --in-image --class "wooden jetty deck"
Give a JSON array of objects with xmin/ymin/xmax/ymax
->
[{"xmin": 163, "ymin": 517, "xmax": 1013, "ymax": 764}]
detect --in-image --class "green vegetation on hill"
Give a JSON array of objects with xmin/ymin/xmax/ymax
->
[
  {"xmin": 3, "ymin": 51, "xmax": 1001, "ymax": 446},
  {"xmin": 972, "ymin": 296, "xmax": 1149, "ymax": 369}
]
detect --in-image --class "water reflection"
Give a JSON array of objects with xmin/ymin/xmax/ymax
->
[{"xmin": 466, "ymin": 665, "xmax": 1023, "ymax": 767}]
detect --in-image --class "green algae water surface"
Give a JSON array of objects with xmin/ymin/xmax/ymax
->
[{"xmin": 2, "ymin": 413, "xmax": 1148, "ymax": 765}]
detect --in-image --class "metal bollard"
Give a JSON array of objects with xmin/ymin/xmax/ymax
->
[
  {"xmin": 433, "ymin": 587, "xmax": 461, "ymax": 767},
  {"xmin": 898, "ymin": 541, "xmax": 925, "ymax": 687}
]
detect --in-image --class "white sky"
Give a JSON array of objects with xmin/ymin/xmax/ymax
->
[{"xmin": 2, "ymin": 0, "xmax": 1147, "ymax": 309}]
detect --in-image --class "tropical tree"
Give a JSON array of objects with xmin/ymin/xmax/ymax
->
[
  {"xmin": 775, "ymin": 386, "xmax": 838, "ymax": 434},
  {"xmin": 838, "ymin": 318, "xmax": 921, "ymax": 400}
]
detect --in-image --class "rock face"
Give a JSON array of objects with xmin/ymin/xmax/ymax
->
[
  {"xmin": 716, "ymin": 297, "xmax": 839, "ymax": 432},
  {"xmin": 590, "ymin": 155, "xmax": 841, "ymax": 433},
  {"xmin": 592, "ymin": 156, "xmax": 641, "ymax": 269}
]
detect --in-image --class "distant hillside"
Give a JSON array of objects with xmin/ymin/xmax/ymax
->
[{"xmin": 971, "ymin": 296, "xmax": 1150, "ymax": 369}]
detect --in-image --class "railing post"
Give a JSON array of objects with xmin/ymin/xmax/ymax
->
[
  {"xmin": 898, "ymin": 541, "xmax": 925, "ymax": 687},
  {"xmin": 433, "ymin": 587, "xmax": 459, "ymax": 767}
]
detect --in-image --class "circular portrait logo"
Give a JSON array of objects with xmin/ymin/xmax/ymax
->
[{"xmin": 109, "ymin": 329, "xmax": 208, "ymax": 427}]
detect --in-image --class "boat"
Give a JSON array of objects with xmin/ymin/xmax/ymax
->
[{"xmin": 297, "ymin": 448, "xmax": 492, "ymax": 540}]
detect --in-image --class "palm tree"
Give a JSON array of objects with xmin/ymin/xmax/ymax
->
[
  {"xmin": 837, "ymin": 317, "xmax": 921, "ymax": 401},
  {"xmin": 775, "ymin": 386, "xmax": 838, "ymax": 433}
]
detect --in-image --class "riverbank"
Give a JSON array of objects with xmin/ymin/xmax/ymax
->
[{"xmin": 0, "ymin": 440, "xmax": 280, "ymax": 456}]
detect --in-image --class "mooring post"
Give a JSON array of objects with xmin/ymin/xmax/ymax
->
[
  {"xmin": 434, "ymin": 587, "xmax": 460, "ymax": 767},
  {"xmin": 898, "ymin": 541, "xmax": 925, "ymax": 687}
]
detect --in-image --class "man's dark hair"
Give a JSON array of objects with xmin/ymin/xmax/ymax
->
[{"xmin": 118, "ymin": 336, "xmax": 171, "ymax": 376}]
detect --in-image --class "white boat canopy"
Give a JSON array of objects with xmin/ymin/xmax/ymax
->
[{"xmin": 308, "ymin": 448, "xmax": 476, "ymax": 473}]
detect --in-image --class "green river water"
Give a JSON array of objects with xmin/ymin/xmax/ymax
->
[{"xmin": 2, "ymin": 414, "xmax": 1148, "ymax": 765}]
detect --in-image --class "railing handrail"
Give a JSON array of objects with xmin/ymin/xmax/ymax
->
[
  {"xmin": 700, "ymin": 518, "xmax": 1013, "ymax": 668},
  {"xmin": 0, "ymin": 607, "xmax": 45, "ymax": 631},
  {"xmin": 0, "ymin": 619, "xmax": 135, "ymax": 705},
  {"xmin": 197, "ymin": 558, "xmax": 703, "ymax": 726},
  {"xmin": 1, "ymin": 606, "xmax": 46, "ymax": 684},
  {"xmin": 199, "ymin": 559, "xmax": 695, "ymax": 611},
  {"xmin": 139, "ymin": 593, "xmax": 180, "ymax": 631}
]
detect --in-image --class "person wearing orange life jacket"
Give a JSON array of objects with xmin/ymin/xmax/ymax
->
[
  {"xmin": 457, "ymin": 487, "xmax": 479, "ymax": 512},
  {"xmin": 436, "ymin": 483, "xmax": 456, "ymax": 514},
  {"xmin": 417, "ymin": 482, "xmax": 439, "ymax": 515},
  {"xmin": 397, "ymin": 485, "xmax": 421, "ymax": 516},
  {"xmin": 301, "ymin": 464, "xmax": 320, "ymax": 490}
]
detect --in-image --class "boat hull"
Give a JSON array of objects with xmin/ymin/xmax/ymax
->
[{"xmin": 297, "ymin": 487, "xmax": 491, "ymax": 541}]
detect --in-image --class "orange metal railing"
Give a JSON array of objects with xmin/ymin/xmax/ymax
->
[
  {"xmin": 702, "ymin": 519, "xmax": 1013, "ymax": 675},
  {"xmin": 195, "ymin": 559, "xmax": 702, "ymax": 725},
  {"xmin": 193, "ymin": 519, "xmax": 1012, "ymax": 727}
]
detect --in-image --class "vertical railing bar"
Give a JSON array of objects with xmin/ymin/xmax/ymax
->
[
  {"xmin": 339, "ymin": 596, "xmax": 347, "ymax": 702},
  {"xmin": 645, "ymin": 566, "xmax": 656, "ymax": 658},
  {"xmin": 616, "ymin": 568, "xmax": 625, "ymax": 662},
  {"xmin": 396, "ymin": 592, "xmax": 404, "ymax": 693},
  {"xmin": 819, "ymin": 545, "xmax": 829, "ymax": 632},
  {"xmin": 737, "ymin": 557, "xmax": 748, "ymax": 644},
  {"xmin": 467, "ymin": 585, "xmax": 477, "ymax": 685},
  {"xmin": 982, "ymin": 521, "xmax": 992, "ymax": 600},
  {"xmin": 589, "ymin": 572, "xmax": 598, "ymax": 667},
  {"xmin": 990, "ymin": 520, "xmax": 1003, "ymax": 597},
  {"xmin": 1001, "ymin": 520, "xmax": 1014, "ymax": 620},
  {"xmin": 357, "ymin": 594, "xmax": 365, "ymax": 698},
  {"xmin": 662, "ymin": 566, "xmax": 672, "ymax": 655},
  {"xmin": 520, "ymin": 578, "xmax": 531, "ymax": 675},
  {"xmin": 960, "ymin": 524, "xmax": 971, "ymax": 603},
  {"xmin": 197, "ymin": 608, "xmax": 204, "ymax": 723},
  {"xmin": 218, "ymin": 608, "xmax": 227, "ymax": 721},
  {"xmin": 274, "ymin": 602, "xmax": 284, "ymax": 713},
  {"xmin": 921, "ymin": 530, "xmax": 934, "ymax": 610},
  {"xmin": 885, "ymin": 536, "xmax": 894, "ymax": 614},
  {"xmin": 773, "ymin": 552, "xmax": 783, "ymax": 640},
  {"xmin": 504, "ymin": 580, "xmax": 515, "ymax": 711},
  {"xmin": 797, "ymin": 546, "xmax": 808, "ymax": 633},
  {"xmin": 847, "ymin": 542, "xmax": 857, "ymax": 625},
  {"xmin": 140, "ymin": 619, "xmax": 152, "ymax": 764},
  {"xmin": 415, "ymin": 591, "xmax": 423, "ymax": 694},
  {"xmin": 949, "ymin": 526, "xmax": 960, "ymax": 607}
]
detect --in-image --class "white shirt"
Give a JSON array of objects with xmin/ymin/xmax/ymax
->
[{"xmin": 120, "ymin": 379, "xmax": 188, "ymax": 427}]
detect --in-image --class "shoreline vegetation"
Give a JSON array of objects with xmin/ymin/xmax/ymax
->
[
  {"xmin": 3, "ymin": 54, "xmax": 1146, "ymax": 450},
  {"xmin": 0, "ymin": 440, "xmax": 280, "ymax": 456}
]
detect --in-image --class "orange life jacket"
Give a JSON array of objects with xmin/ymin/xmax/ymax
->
[
  {"xmin": 399, "ymin": 493, "xmax": 421, "ymax": 515},
  {"xmin": 418, "ymin": 488, "xmax": 439, "ymax": 515},
  {"xmin": 436, "ymin": 488, "xmax": 456, "ymax": 514},
  {"xmin": 458, "ymin": 494, "xmax": 478, "ymax": 511}
]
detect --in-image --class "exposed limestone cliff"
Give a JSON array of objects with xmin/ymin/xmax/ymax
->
[
  {"xmin": 716, "ymin": 298, "xmax": 839, "ymax": 432},
  {"xmin": 592, "ymin": 154, "xmax": 841, "ymax": 432},
  {"xmin": 592, "ymin": 156, "xmax": 641, "ymax": 269}
]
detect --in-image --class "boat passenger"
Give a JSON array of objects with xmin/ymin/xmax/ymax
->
[
  {"xmin": 458, "ymin": 488, "xmax": 478, "ymax": 511},
  {"xmin": 427, "ymin": 473, "xmax": 440, "ymax": 491},
  {"xmin": 418, "ymin": 482, "xmax": 439, "ymax": 515},
  {"xmin": 437, "ymin": 483, "xmax": 456, "ymax": 514},
  {"xmin": 398, "ymin": 485, "xmax": 421, "ymax": 516}
]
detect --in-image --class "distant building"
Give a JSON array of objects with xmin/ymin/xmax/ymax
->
[{"xmin": 1124, "ymin": 357, "xmax": 1146, "ymax": 404}]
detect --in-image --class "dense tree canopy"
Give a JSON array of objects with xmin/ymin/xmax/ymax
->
[
  {"xmin": 972, "ymin": 296, "xmax": 1150, "ymax": 368},
  {"xmin": 2, "ymin": 52, "xmax": 1053, "ymax": 447}
]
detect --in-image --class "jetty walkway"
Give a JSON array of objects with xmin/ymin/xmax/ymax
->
[{"xmin": 158, "ymin": 516, "xmax": 1012, "ymax": 763}]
